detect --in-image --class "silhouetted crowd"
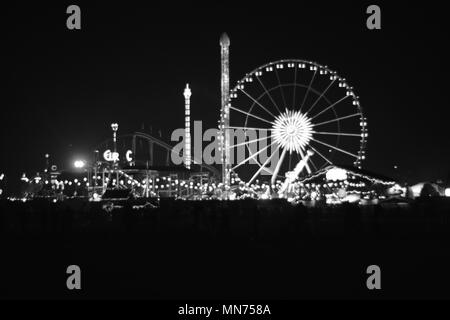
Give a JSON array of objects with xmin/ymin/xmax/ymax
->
[
  {"xmin": 2, "ymin": 197, "xmax": 450, "ymax": 299},
  {"xmin": 1, "ymin": 198, "xmax": 449, "ymax": 238}
]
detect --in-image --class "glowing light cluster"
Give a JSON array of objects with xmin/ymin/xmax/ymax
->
[
  {"xmin": 74, "ymin": 160, "xmax": 86, "ymax": 169},
  {"xmin": 272, "ymin": 110, "xmax": 313, "ymax": 153},
  {"xmin": 184, "ymin": 84, "xmax": 192, "ymax": 169},
  {"xmin": 326, "ymin": 168, "xmax": 348, "ymax": 181}
]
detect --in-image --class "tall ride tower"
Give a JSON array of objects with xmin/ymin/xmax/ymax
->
[
  {"xmin": 220, "ymin": 33, "xmax": 231, "ymax": 191},
  {"xmin": 183, "ymin": 84, "xmax": 192, "ymax": 169}
]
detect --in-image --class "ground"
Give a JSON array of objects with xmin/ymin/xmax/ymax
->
[{"xmin": 1, "ymin": 198, "xmax": 450, "ymax": 299}]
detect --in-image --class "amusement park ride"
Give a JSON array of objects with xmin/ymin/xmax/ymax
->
[
  {"xmin": 23, "ymin": 32, "xmax": 379, "ymax": 203},
  {"xmin": 218, "ymin": 33, "xmax": 368, "ymax": 199}
]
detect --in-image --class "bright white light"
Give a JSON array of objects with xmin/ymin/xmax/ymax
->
[
  {"xmin": 344, "ymin": 194, "xmax": 361, "ymax": 203},
  {"xmin": 272, "ymin": 110, "xmax": 313, "ymax": 153},
  {"xmin": 126, "ymin": 150, "xmax": 133, "ymax": 162},
  {"xmin": 183, "ymin": 84, "xmax": 192, "ymax": 99},
  {"xmin": 74, "ymin": 160, "xmax": 86, "ymax": 169},
  {"xmin": 103, "ymin": 150, "xmax": 119, "ymax": 162},
  {"xmin": 445, "ymin": 188, "xmax": 450, "ymax": 197},
  {"xmin": 326, "ymin": 168, "xmax": 348, "ymax": 181}
]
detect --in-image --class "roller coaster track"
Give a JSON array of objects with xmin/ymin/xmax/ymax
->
[{"xmin": 95, "ymin": 131, "xmax": 220, "ymax": 178}]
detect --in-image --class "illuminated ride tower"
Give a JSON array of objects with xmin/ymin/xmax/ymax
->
[
  {"xmin": 183, "ymin": 84, "xmax": 192, "ymax": 170},
  {"xmin": 219, "ymin": 32, "xmax": 231, "ymax": 194},
  {"xmin": 111, "ymin": 123, "xmax": 119, "ymax": 189}
]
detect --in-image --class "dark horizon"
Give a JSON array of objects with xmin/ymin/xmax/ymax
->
[{"xmin": 3, "ymin": 2, "xmax": 449, "ymax": 190}]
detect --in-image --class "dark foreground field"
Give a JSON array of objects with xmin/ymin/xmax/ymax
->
[{"xmin": 1, "ymin": 198, "xmax": 450, "ymax": 299}]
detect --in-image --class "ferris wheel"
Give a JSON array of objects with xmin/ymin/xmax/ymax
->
[{"xmin": 226, "ymin": 59, "xmax": 368, "ymax": 186}]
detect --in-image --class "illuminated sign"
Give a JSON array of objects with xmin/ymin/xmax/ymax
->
[
  {"xmin": 103, "ymin": 150, "xmax": 133, "ymax": 162},
  {"xmin": 126, "ymin": 150, "xmax": 133, "ymax": 162},
  {"xmin": 103, "ymin": 150, "xmax": 120, "ymax": 162}
]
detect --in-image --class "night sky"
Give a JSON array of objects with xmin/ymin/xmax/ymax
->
[{"xmin": 3, "ymin": 1, "xmax": 449, "ymax": 191}]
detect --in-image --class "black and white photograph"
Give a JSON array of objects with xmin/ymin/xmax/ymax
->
[{"xmin": 2, "ymin": 0, "xmax": 450, "ymax": 307}]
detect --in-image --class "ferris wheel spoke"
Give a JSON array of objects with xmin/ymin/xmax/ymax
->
[
  {"xmin": 295, "ymin": 153, "xmax": 302, "ymax": 172},
  {"xmin": 308, "ymin": 145, "xmax": 333, "ymax": 166},
  {"xmin": 310, "ymin": 137, "xmax": 359, "ymax": 159},
  {"xmin": 246, "ymin": 143, "xmax": 275, "ymax": 176},
  {"xmin": 304, "ymin": 79, "xmax": 337, "ymax": 115},
  {"xmin": 229, "ymin": 105, "xmax": 274, "ymax": 126},
  {"xmin": 313, "ymin": 112, "xmax": 362, "ymax": 127},
  {"xmin": 227, "ymin": 134, "xmax": 274, "ymax": 149},
  {"xmin": 239, "ymin": 88, "xmax": 277, "ymax": 119},
  {"xmin": 299, "ymin": 70, "xmax": 317, "ymax": 112},
  {"xmin": 274, "ymin": 68, "xmax": 287, "ymax": 110},
  {"xmin": 256, "ymin": 76, "xmax": 282, "ymax": 115},
  {"xmin": 248, "ymin": 145, "xmax": 280, "ymax": 185},
  {"xmin": 271, "ymin": 148, "xmax": 287, "ymax": 186},
  {"xmin": 312, "ymin": 131, "xmax": 361, "ymax": 138},
  {"xmin": 292, "ymin": 64, "xmax": 298, "ymax": 110},
  {"xmin": 232, "ymin": 142, "xmax": 276, "ymax": 171},
  {"xmin": 310, "ymin": 95, "xmax": 351, "ymax": 121},
  {"xmin": 309, "ymin": 156, "xmax": 319, "ymax": 172},
  {"xmin": 225, "ymin": 126, "xmax": 272, "ymax": 131},
  {"xmin": 288, "ymin": 152, "xmax": 292, "ymax": 172}
]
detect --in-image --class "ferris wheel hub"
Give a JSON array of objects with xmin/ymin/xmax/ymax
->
[{"xmin": 272, "ymin": 110, "xmax": 314, "ymax": 154}]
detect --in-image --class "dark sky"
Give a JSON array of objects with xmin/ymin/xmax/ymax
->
[{"xmin": 2, "ymin": 1, "xmax": 449, "ymax": 189}]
